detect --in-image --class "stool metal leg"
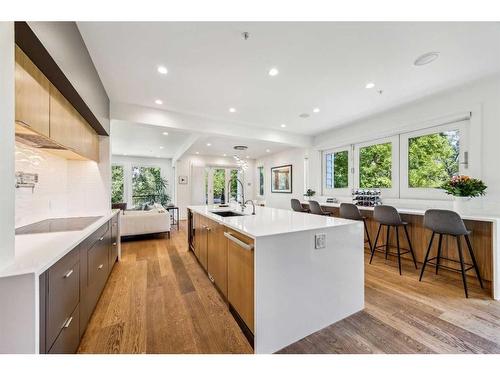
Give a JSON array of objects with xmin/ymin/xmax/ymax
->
[
  {"xmin": 385, "ymin": 225, "xmax": 390, "ymax": 260},
  {"xmin": 363, "ymin": 219, "xmax": 373, "ymax": 252},
  {"xmin": 370, "ymin": 224, "xmax": 382, "ymax": 264},
  {"xmin": 435, "ymin": 233, "xmax": 443, "ymax": 275},
  {"xmin": 419, "ymin": 231, "xmax": 435, "ymax": 281},
  {"xmin": 396, "ymin": 226, "xmax": 402, "ymax": 275},
  {"xmin": 464, "ymin": 235, "xmax": 484, "ymax": 289},
  {"xmin": 403, "ymin": 225, "xmax": 418, "ymax": 269},
  {"xmin": 456, "ymin": 235, "xmax": 469, "ymax": 298}
]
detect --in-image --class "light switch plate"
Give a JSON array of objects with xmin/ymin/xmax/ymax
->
[{"xmin": 315, "ymin": 233, "xmax": 326, "ymax": 249}]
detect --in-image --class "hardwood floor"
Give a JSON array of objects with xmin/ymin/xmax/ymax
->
[{"xmin": 79, "ymin": 221, "xmax": 500, "ymax": 354}]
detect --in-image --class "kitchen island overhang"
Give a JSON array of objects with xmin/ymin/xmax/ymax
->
[{"xmin": 187, "ymin": 205, "xmax": 365, "ymax": 354}]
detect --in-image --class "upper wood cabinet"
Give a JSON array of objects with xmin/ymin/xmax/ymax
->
[{"xmin": 15, "ymin": 45, "xmax": 50, "ymax": 137}]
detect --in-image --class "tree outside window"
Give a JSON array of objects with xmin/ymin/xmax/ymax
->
[
  {"xmin": 325, "ymin": 151, "xmax": 349, "ymax": 189},
  {"xmin": 408, "ymin": 130, "xmax": 459, "ymax": 188},
  {"xmin": 359, "ymin": 143, "xmax": 392, "ymax": 188},
  {"xmin": 111, "ymin": 165, "xmax": 124, "ymax": 204},
  {"xmin": 132, "ymin": 166, "xmax": 170, "ymax": 207}
]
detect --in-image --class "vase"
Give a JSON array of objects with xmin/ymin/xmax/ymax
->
[{"xmin": 453, "ymin": 196, "xmax": 472, "ymax": 214}]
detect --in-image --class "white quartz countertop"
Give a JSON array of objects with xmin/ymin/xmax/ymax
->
[
  {"xmin": 188, "ymin": 204, "xmax": 358, "ymax": 238},
  {"xmin": 301, "ymin": 201, "xmax": 500, "ymax": 223},
  {"xmin": 0, "ymin": 210, "xmax": 120, "ymax": 278}
]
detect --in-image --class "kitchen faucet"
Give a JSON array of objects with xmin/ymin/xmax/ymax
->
[
  {"xmin": 227, "ymin": 176, "xmax": 246, "ymax": 211},
  {"xmin": 245, "ymin": 199, "xmax": 256, "ymax": 215}
]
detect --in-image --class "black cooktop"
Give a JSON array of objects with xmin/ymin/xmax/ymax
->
[{"xmin": 15, "ymin": 216, "xmax": 103, "ymax": 235}]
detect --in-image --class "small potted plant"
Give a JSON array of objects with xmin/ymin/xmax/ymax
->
[
  {"xmin": 304, "ymin": 188, "xmax": 316, "ymax": 201},
  {"xmin": 440, "ymin": 175, "xmax": 487, "ymax": 213}
]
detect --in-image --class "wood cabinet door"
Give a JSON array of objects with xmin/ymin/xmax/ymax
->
[
  {"xmin": 193, "ymin": 214, "xmax": 201, "ymax": 259},
  {"xmin": 49, "ymin": 84, "xmax": 80, "ymax": 150},
  {"xmin": 15, "ymin": 45, "xmax": 50, "ymax": 137},
  {"xmin": 199, "ymin": 216, "xmax": 208, "ymax": 271},
  {"xmin": 227, "ymin": 231, "xmax": 254, "ymax": 333},
  {"xmin": 207, "ymin": 221, "xmax": 228, "ymax": 297},
  {"xmin": 75, "ymin": 110, "xmax": 99, "ymax": 161}
]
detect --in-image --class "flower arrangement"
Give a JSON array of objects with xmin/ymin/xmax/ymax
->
[
  {"xmin": 304, "ymin": 189, "xmax": 316, "ymax": 197},
  {"xmin": 441, "ymin": 175, "xmax": 487, "ymax": 198}
]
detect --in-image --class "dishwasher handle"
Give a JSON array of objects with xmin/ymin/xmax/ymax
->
[{"xmin": 224, "ymin": 232, "xmax": 254, "ymax": 251}]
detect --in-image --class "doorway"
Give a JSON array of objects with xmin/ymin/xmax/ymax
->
[{"xmin": 205, "ymin": 167, "xmax": 241, "ymax": 204}]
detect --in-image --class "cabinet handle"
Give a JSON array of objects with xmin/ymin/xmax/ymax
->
[
  {"xmin": 99, "ymin": 236, "xmax": 104, "ymax": 241},
  {"xmin": 98, "ymin": 264, "xmax": 104, "ymax": 270},
  {"xmin": 224, "ymin": 232, "xmax": 254, "ymax": 251},
  {"xmin": 113, "ymin": 242, "xmax": 117, "ymax": 246},
  {"xmin": 63, "ymin": 316, "xmax": 73, "ymax": 329},
  {"xmin": 64, "ymin": 269, "xmax": 73, "ymax": 278}
]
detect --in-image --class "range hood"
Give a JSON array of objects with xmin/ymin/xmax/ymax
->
[{"xmin": 15, "ymin": 122, "xmax": 88, "ymax": 161}]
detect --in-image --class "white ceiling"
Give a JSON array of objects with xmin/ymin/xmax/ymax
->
[
  {"xmin": 110, "ymin": 120, "xmax": 192, "ymax": 158},
  {"xmin": 79, "ymin": 22, "xmax": 500, "ymax": 137},
  {"xmin": 186, "ymin": 135, "xmax": 291, "ymax": 159}
]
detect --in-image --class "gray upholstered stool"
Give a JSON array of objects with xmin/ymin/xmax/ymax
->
[
  {"xmin": 308, "ymin": 200, "xmax": 332, "ymax": 216},
  {"xmin": 419, "ymin": 209, "xmax": 483, "ymax": 298},
  {"xmin": 339, "ymin": 203, "xmax": 372, "ymax": 251},
  {"xmin": 371, "ymin": 205, "xmax": 418, "ymax": 275},
  {"xmin": 291, "ymin": 198, "xmax": 309, "ymax": 213}
]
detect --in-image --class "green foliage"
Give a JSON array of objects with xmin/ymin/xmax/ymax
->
[
  {"xmin": 408, "ymin": 131, "xmax": 459, "ymax": 188},
  {"xmin": 111, "ymin": 165, "xmax": 124, "ymax": 204},
  {"xmin": 333, "ymin": 151, "xmax": 348, "ymax": 188},
  {"xmin": 229, "ymin": 169, "xmax": 238, "ymax": 200},
  {"xmin": 213, "ymin": 169, "xmax": 226, "ymax": 202},
  {"xmin": 359, "ymin": 143, "xmax": 392, "ymax": 188},
  {"xmin": 132, "ymin": 166, "xmax": 170, "ymax": 207},
  {"xmin": 441, "ymin": 175, "xmax": 487, "ymax": 197}
]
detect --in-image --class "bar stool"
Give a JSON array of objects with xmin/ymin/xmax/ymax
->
[
  {"xmin": 419, "ymin": 209, "xmax": 483, "ymax": 298},
  {"xmin": 308, "ymin": 200, "xmax": 332, "ymax": 216},
  {"xmin": 291, "ymin": 198, "xmax": 309, "ymax": 213},
  {"xmin": 371, "ymin": 205, "xmax": 418, "ymax": 275},
  {"xmin": 339, "ymin": 203, "xmax": 372, "ymax": 251}
]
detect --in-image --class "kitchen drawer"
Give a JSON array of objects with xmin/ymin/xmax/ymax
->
[
  {"xmin": 88, "ymin": 236, "xmax": 109, "ymax": 286},
  {"xmin": 48, "ymin": 304, "xmax": 80, "ymax": 354},
  {"xmin": 81, "ymin": 221, "xmax": 109, "ymax": 252},
  {"xmin": 46, "ymin": 248, "xmax": 80, "ymax": 349}
]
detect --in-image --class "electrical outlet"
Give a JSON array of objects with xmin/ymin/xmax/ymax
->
[{"xmin": 315, "ymin": 233, "xmax": 326, "ymax": 249}]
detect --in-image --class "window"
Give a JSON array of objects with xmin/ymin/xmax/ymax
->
[
  {"xmin": 132, "ymin": 166, "xmax": 169, "ymax": 207},
  {"xmin": 359, "ymin": 142, "xmax": 392, "ymax": 188},
  {"xmin": 323, "ymin": 147, "xmax": 352, "ymax": 195},
  {"xmin": 400, "ymin": 120, "xmax": 467, "ymax": 199},
  {"xmin": 111, "ymin": 165, "xmax": 124, "ymax": 204},
  {"xmin": 258, "ymin": 166, "xmax": 264, "ymax": 196}
]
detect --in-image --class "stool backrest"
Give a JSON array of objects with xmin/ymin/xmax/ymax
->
[
  {"xmin": 373, "ymin": 205, "xmax": 403, "ymax": 225},
  {"xmin": 339, "ymin": 203, "xmax": 363, "ymax": 220},
  {"xmin": 308, "ymin": 200, "xmax": 324, "ymax": 215},
  {"xmin": 291, "ymin": 199, "xmax": 304, "ymax": 212},
  {"xmin": 423, "ymin": 209, "xmax": 468, "ymax": 236}
]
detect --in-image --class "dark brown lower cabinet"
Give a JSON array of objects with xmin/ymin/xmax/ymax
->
[{"xmin": 39, "ymin": 212, "xmax": 120, "ymax": 353}]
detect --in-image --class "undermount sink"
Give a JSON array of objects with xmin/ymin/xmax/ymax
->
[{"xmin": 210, "ymin": 210, "xmax": 245, "ymax": 217}]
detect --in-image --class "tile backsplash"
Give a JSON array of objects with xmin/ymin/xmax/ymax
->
[{"xmin": 15, "ymin": 142, "xmax": 109, "ymax": 228}]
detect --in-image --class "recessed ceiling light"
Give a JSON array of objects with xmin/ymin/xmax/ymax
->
[
  {"xmin": 159, "ymin": 146, "xmax": 164, "ymax": 149},
  {"xmin": 229, "ymin": 107, "xmax": 236, "ymax": 113},
  {"xmin": 246, "ymin": 155, "xmax": 250, "ymax": 159},
  {"xmin": 268, "ymin": 67, "xmax": 279, "ymax": 77},
  {"xmin": 414, "ymin": 52, "xmax": 440, "ymax": 66},
  {"xmin": 365, "ymin": 82, "xmax": 375, "ymax": 89},
  {"xmin": 223, "ymin": 154, "xmax": 227, "ymax": 157},
  {"xmin": 195, "ymin": 151, "xmax": 199, "ymax": 155},
  {"xmin": 155, "ymin": 99, "xmax": 163, "ymax": 105},
  {"xmin": 313, "ymin": 108, "xmax": 320, "ymax": 113},
  {"xmin": 266, "ymin": 149, "xmax": 270, "ymax": 153},
  {"xmin": 157, "ymin": 66, "xmax": 168, "ymax": 75},
  {"xmin": 280, "ymin": 124, "xmax": 286, "ymax": 128},
  {"xmin": 206, "ymin": 143, "xmax": 212, "ymax": 147},
  {"xmin": 162, "ymin": 131, "xmax": 169, "ymax": 136}
]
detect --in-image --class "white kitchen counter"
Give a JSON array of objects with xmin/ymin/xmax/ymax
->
[
  {"xmin": 188, "ymin": 204, "xmax": 356, "ymax": 238},
  {"xmin": 0, "ymin": 210, "xmax": 120, "ymax": 278}
]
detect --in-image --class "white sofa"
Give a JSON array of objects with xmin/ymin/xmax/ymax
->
[{"xmin": 120, "ymin": 209, "xmax": 171, "ymax": 237}]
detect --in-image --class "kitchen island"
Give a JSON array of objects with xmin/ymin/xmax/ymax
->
[{"xmin": 187, "ymin": 204, "xmax": 364, "ymax": 354}]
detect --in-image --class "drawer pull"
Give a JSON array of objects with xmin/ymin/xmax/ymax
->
[
  {"xmin": 63, "ymin": 316, "xmax": 73, "ymax": 329},
  {"xmin": 99, "ymin": 236, "xmax": 104, "ymax": 241},
  {"xmin": 113, "ymin": 242, "xmax": 117, "ymax": 246},
  {"xmin": 63, "ymin": 269, "xmax": 74, "ymax": 278},
  {"xmin": 98, "ymin": 264, "xmax": 104, "ymax": 270},
  {"xmin": 224, "ymin": 232, "xmax": 254, "ymax": 251}
]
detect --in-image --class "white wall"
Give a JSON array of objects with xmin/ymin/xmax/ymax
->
[
  {"xmin": 175, "ymin": 154, "xmax": 255, "ymax": 219},
  {"xmin": 255, "ymin": 148, "xmax": 310, "ymax": 210},
  {"xmin": 313, "ymin": 73, "xmax": 500, "ymax": 209},
  {"xmin": 111, "ymin": 155, "xmax": 174, "ymax": 208},
  {"xmin": 0, "ymin": 22, "xmax": 15, "ymax": 266}
]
